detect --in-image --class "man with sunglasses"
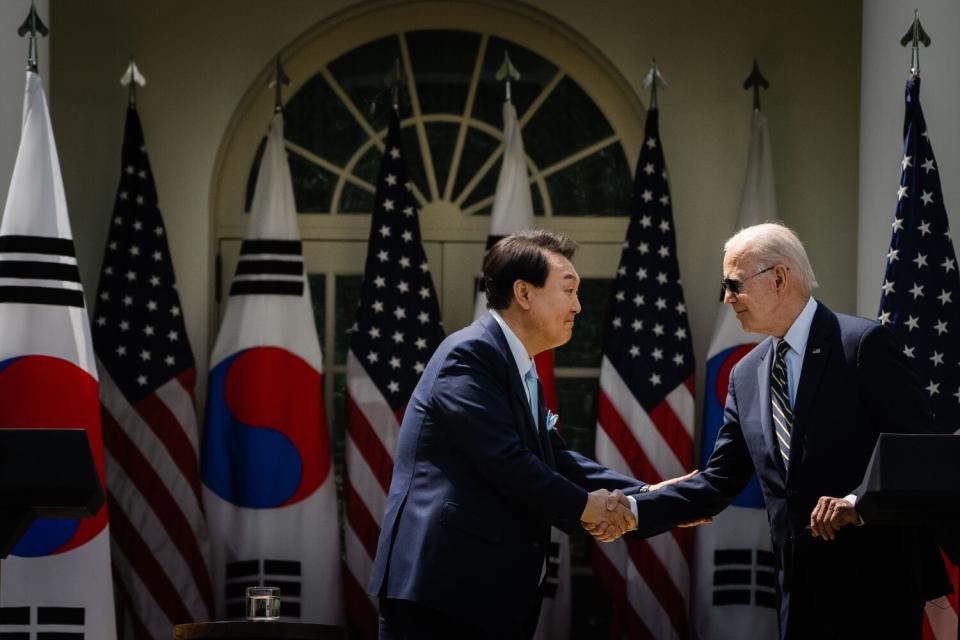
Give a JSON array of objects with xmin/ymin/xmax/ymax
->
[{"xmin": 628, "ymin": 223, "xmax": 949, "ymax": 638}]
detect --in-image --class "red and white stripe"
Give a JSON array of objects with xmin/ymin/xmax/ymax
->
[
  {"xmin": 344, "ymin": 350, "xmax": 404, "ymax": 639},
  {"xmin": 101, "ymin": 365, "xmax": 213, "ymax": 640},
  {"xmin": 595, "ymin": 355, "xmax": 694, "ymax": 640}
]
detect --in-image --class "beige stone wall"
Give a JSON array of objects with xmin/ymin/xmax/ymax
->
[{"xmin": 49, "ymin": 0, "xmax": 862, "ymax": 411}]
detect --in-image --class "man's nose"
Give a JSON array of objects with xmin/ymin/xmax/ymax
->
[
  {"xmin": 723, "ymin": 289, "xmax": 738, "ymax": 305},
  {"xmin": 573, "ymin": 295, "xmax": 582, "ymax": 314}
]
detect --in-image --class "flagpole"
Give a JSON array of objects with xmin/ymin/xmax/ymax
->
[
  {"xmin": 17, "ymin": 1, "xmax": 48, "ymax": 73},
  {"xmin": 390, "ymin": 57, "xmax": 402, "ymax": 113},
  {"xmin": 269, "ymin": 55, "xmax": 290, "ymax": 113},
  {"xmin": 899, "ymin": 9, "xmax": 931, "ymax": 77},
  {"xmin": 743, "ymin": 60, "xmax": 769, "ymax": 112},
  {"xmin": 496, "ymin": 51, "xmax": 520, "ymax": 104},
  {"xmin": 119, "ymin": 57, "xmax": 146, "ymax": 108},
  {"xmin": 643, "ymin": 59, "xmax": 666, "ymax": 110}
]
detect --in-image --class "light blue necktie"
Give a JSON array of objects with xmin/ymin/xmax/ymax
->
[{"xmin": 524, "ymin": 365, "xmax": 540, "ymax": 431}]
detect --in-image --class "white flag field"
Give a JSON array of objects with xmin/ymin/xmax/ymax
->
[
  {"xmin": 694, "ymin": 108, "xmax": 777, "ymax": 640},
  {"xmin": 200, "ymin": 111, "xmax": 342, "ymax": 624},
  {"xmin": 471, "ymin": 100, "xmax": 572, "ymax": 640},
  {"xmin": 0, "ymin": 71, "xmax": 117, "ymax": 640}
]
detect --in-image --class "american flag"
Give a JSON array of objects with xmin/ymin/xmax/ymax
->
[
  {"xmin": 594, "ymin": 105, "xmax": 695, "ymax": 639},
  {"xmin": 93, "ymin": 105, "xmax": 214, "ymax": 638},
  {"xmin": 344, "ymin": 108, "xmax": 445, "ymax": 638},
  {"xmin": 877, "ymin": 74, "xmax": 959, "ymax": 640}
]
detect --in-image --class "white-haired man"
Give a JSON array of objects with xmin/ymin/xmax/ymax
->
[{"xmin": 629, "ymin": 223, "xmax": 950, "ymax": 638}]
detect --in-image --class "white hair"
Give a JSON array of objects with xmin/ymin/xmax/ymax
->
[{"xmin": 724, "ymin": 222, "xmax": 818, "ymax": 293}]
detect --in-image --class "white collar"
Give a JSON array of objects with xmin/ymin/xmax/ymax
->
[
  {"xmin": 488, "ymin": 309, "xmax": 535, "ymax": 379},
  {"xmin": 777, "ymin": 297, "xmax": 818, "ymax": 356}
]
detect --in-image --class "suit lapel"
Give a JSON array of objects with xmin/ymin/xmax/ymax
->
[
  {"xmin": 480, "ymin": 313, "xmax": 546, "ymax": 459},
  {"xmin": 787, "ymin": 303, "xmax": 833, "ymax": 477},
  {"xmin": 756, "ymin": 338, "xmax": 785, "ymax": 477}
]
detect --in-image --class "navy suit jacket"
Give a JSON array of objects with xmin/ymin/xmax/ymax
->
[
  {"xmin": 632, "ymin": 302, "xmax": 950, "ymax": 638},
  {"xmin": 369, "ymin": 312, "xmax": 644, "ymax": 636}
]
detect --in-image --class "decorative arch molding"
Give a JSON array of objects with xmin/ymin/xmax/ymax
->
[{"xmin": 211, "ymin": 0, "xmax": 646, "ymax": 244}]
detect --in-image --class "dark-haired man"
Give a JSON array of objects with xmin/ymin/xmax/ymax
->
[{"xmin": 369, "ymin": 230, "xmax": 664, "ymax": 639}]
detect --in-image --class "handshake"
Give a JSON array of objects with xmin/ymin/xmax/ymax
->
[
  {"xmin": 579, "ymin": 470, "xmax": 710, "ymax": 543},
  {"xmin": 580, "ymin": 489, "xmax": 636, "ymax": 542}
]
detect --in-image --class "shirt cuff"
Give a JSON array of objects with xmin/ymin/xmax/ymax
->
[
  {"xmin": 627, "ymin": 495, "xmax": 638, "ymax": 530},
  {"xmin": 843, "ymin": 493, "xmax": 864, "ymax": 526}
]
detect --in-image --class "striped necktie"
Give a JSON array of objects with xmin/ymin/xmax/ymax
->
[{"xmin": 770, "ymin": 339, "xmax": 793, "ymax": 470}]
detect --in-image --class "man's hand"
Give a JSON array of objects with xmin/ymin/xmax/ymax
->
[
  {"xmin": 581, "ymin": 489, "xmax": 636, "ymax": 542},
  {"xmin": 647, "ymin": 469, "xmax": 699, "ymax": 492},
  {"xmin": 646, "ymin": 470, "xmax": 713, "ymax": 528},
  {"xmin": 810, "ymin": 496, "xmax": 859, "ymax": 540}
]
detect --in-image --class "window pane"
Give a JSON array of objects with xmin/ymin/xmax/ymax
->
[
  {"xmin": 425, "ymin": 122, "xmax": 460, "ymax": 196},
  {"xmin": 546, "ymin": 144, "xmax": 631, "ymax": 216},
  {"xmin": 284, "ymin": 73, "xmax": 369, "ymax": 168},
  {"xmin": 335, "ymin": 274, "xmax": 363, "ymax": 365},
  {"xmin": 522, "ymin": 76, "xmax": 614, "ymax": 169},
  {"xmin": 530, "ymin": 183, "xmax": 545, "ymax": 216},
  {"xmin": 339, "ymin": 182, "xmax": 375, "ymax": 214},
  {"xmin": 289, "ymin": 151, "xmax": 336, "ymax": 213},
  {"xmin": 400, "ymin": 123, "xmax": 428, "ymax": 197},
  {"xmin": 555, "ymin": 277, "xmax": 612, "ymax": 367},
  {"xmin": 473, "ymin": 37, "xmax": 558, "ymax": 129},
  {"xmin": 353, "ymin": 144, "xmax": 383, "ymax": 186},
  {"xmin": 406, "ymin": 30, "xmax": 480, "ymax": 115},
  {"xmin": 328, "ymin": 35, "xmax": 401, "ymax": 120},
  {"xmin": 307, "ymin": 273, "xmax": 326, "ymax": 348},
  {"xmin": 452, "ymin": 126, "xmax": 500, "ymax": 208},
  {"xmin": 246, "ymin": 139, "xmax": 338, "ymax": 214}
]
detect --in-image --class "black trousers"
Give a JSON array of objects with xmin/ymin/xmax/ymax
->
[
  {"xmin": 784, "ymin": 584, "xmax": 924, "ymax": 640},
  {"xmin": 378, "ymin": 597, "xmax": 542, "ymax": 640}
]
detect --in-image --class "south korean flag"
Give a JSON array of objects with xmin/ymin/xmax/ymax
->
[{"xmin": 0, "ymin": 71, "xmax": 117, "ymax": 640}]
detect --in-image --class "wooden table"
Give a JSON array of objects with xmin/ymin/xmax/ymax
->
[{"xmin": 173, "ymin": 622, "xmax": 346, "ymax": 639}]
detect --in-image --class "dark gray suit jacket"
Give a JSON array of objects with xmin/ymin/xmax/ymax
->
[{"xmin": 632, "ymin": 302, "xmax": 950, "ymax": 638}]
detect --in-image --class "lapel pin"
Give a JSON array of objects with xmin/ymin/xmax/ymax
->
[{"xmin": 812, "ymin": 348, "xmax": 821, "ymax": 354}]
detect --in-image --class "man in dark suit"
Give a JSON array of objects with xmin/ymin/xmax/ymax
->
[
  {"xmin": 369, "ymin": 230, "xmax": 655, "ymax": 639},
  {"xmin": 628, "ymin": 222, "xmax": 950, "ymax": 639}
]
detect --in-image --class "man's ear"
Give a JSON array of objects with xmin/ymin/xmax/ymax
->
[
  {"xmin": 774, "ymin": 264, "xmax": 788, "ymax": 291},
  {"xmin": 513, "ymin": 279, "xmax": 532, "ymax": 310}
]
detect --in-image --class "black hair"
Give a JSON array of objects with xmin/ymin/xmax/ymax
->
[{"xmin": 482, "ymin": 230, "xmax": 578, "ymax": 310}]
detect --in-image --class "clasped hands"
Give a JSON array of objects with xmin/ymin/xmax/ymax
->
[
  {"xmin": 580, "ymin": 470, "xmax": 710, "ymax": 543},
  {"xmin": 580, "ymin": 489, "xmax": 636, "ymax": 542}
]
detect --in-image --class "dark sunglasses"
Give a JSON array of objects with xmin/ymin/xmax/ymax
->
[{"xmin": 719, "ymin": 265, "xmax": 776, "ymax": 299}]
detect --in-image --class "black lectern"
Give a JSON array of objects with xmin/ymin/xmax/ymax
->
[
  {"xmin": 0, "ymin": 428, "xmax": 105, "ymax": 559},
  {"xmin": 855, "ymin": 432, "xmax": 960, "ymax": 563},
  {"xmin": 855, "ymin": 433, "xmax": 959, "ymax": 634}
]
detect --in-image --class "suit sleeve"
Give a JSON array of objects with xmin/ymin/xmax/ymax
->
[
  {"xmin": 430, "ymin": 341, "xmax": 588, "ymax": 534},
  {"xmin": 631, "ymin": 369, "xmax": 756, "ymax": 538},
  {"xmin": 549, "ymin": 429, "xmax": 648, "ymax": 493},
  {"xmin": 856, "ymin": 323, "xmax": 937, "ymax": 435}
]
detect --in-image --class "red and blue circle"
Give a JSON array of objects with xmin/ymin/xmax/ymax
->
[
  {"xmin": 0, "ymin": 355, "xmax": 106, "ymax": 557},
  {"xmin": 202, "ymin": 347, "xmax": 332, "ymax": 509},
  {"xmin": 703, "ymin": 344, "xmax": 765, "ymax": 508}
]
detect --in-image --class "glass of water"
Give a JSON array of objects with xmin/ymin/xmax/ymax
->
[{"xmin": 245, "ymin": 586, "xmax": 281, "ymax": 621}]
